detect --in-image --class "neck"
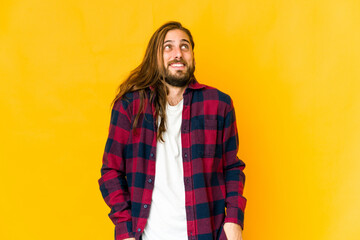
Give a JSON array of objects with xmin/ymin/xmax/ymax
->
[{"xmin": 166, "ymin": 83, "xmax": 187, "ymax": 106}]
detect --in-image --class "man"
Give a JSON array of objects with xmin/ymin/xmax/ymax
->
[{"xmin": 99, "ymin": 21, "xmax": 246, "ymax": 240}]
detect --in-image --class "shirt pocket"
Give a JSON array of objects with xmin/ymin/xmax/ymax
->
[
  {"xmin": 191, "ymin": 117, "xmax": 223, "ymax": 159},
  {"xmin": 203, "ymin": 119, "xmax": 218, "ymax": 158}
]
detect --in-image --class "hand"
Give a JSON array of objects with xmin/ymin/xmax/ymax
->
[{"xmin": 223, "ymin": 222, "xmax": 243, "ymax": 240}]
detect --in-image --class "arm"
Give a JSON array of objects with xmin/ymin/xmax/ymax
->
[
  {"xmin": 222, "ymin": 99, "xmax": 247, "ymax": 232},
  {"xmin": 223, "ymin": 222, "xmax": 243, "ymax": 240},
  {"xmin": 98, "ymin": 99, "xmax": 135, "ymax": 240}
]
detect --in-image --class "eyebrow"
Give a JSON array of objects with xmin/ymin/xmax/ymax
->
[{"xmin": 163, "ymin": 39, "xmax": 190, "ymax": 45}]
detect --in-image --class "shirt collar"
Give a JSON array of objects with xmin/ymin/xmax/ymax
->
[{"xmin": 187, "ymin": 78, "xmax": 206, "ymax": 90}]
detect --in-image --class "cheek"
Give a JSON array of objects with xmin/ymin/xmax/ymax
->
[
  {"xmin": 162, "ymin": 54, "xmax": 169, "ymax": 65},
  {"xmin": 184, "ymin": 53, "xmax": 194, "ymax": 64},
  {"xmin": 187, "ymin": 57, "xmax": 194, "ymax": 66}
]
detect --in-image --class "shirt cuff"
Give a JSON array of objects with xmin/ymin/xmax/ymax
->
[
  {"xmin": 115, "ymin": 221, "xmax": 135, "ymax": 240},
  {"xmin": 224, "ymin": 207, "xmax": 245, "ymax": 230}
]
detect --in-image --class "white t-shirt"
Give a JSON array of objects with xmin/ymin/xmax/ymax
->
[{"xmin": 142, "ymin": 99, "xmax": 188, "ymax": 240}]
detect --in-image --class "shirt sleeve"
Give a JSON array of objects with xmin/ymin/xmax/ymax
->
[
  {"xmin": 98, "ymin": 98, "xmax": 135, "ymax": 239},
  {"xmin": 222, "ymin": 98, "xmax": 247, "ymax": 230}
]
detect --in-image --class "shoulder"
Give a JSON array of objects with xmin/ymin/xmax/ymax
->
[
  {"xmin": 113, "ymin": 90, "xmax": 145, "ymax": 111},
  {"xmin": 194, "ymin": 84, "xmax": 233, "ymax": 106}
]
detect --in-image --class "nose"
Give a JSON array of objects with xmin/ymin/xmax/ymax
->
[{"xmin": 173, "ymin": 46, "xmax": 183, "ymax": 59}]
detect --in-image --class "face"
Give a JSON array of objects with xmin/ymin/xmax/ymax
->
[{"xmin": 161, "ymin": 29, "xmax": 195, "ymax": 87}]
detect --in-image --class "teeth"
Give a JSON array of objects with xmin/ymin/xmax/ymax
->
[{"xmin": 172, "ymin": 63, "xmax": 184, "ymax": 67}]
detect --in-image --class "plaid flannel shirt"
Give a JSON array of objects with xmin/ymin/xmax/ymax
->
[{"xmin": 99, "ymin": 80, "xmax": 246, "ymax": 240}]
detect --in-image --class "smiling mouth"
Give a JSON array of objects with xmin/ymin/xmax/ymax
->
[{"xmin": 169, "ymin": 62, "xmax": 186, "ymax": 69}]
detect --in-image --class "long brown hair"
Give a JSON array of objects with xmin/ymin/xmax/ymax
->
[{"xmin": 112, "ymin": 21, "xmax": 196, "ymax": 141}]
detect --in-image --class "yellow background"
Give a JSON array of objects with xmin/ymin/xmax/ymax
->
[{"xmin": 1, "ymin": 0, "xmax": 360, "ymax": 239}]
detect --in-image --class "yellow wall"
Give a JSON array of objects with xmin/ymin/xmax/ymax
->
[{"xmin": 1, "ymin": 0, "xmax": 360, "ymax": 239}]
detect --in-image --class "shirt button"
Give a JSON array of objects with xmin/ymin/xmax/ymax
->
[
  {"xmin": 144, "ymin": 204, "xmax": 148, "ymax": 208},
  {"xmin": 148, "ymin": 178, "xmax": 153, "ymax": 183},
  {"xmin": 137, "ymin": 228, "xmax": 141, "ymax": 232},
  {"xmin": 150, "ymin": 153, "xmax": 154, "ymax": 157},
  {"xmin": 184, "ymin": 153, "xmax": 188, "ymax": 158}
]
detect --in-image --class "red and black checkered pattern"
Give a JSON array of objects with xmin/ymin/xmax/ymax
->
[{"xmin": 99, "ymin": 80, "xmax": 246, "ymax": 240}]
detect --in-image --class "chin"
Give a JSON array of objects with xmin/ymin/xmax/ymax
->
[{"xmin": 165, "ymin": 76, "xmax": 190, "ymax": 87}]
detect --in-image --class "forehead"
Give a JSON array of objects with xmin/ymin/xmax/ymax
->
[{"xmin": 164, "ymin": 29, "xmax": 190, "ymax": 43}]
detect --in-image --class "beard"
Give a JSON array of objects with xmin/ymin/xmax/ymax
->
[{"xmin": 164, "ymin": 60, "xmax": 195, "ymax": 87}]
